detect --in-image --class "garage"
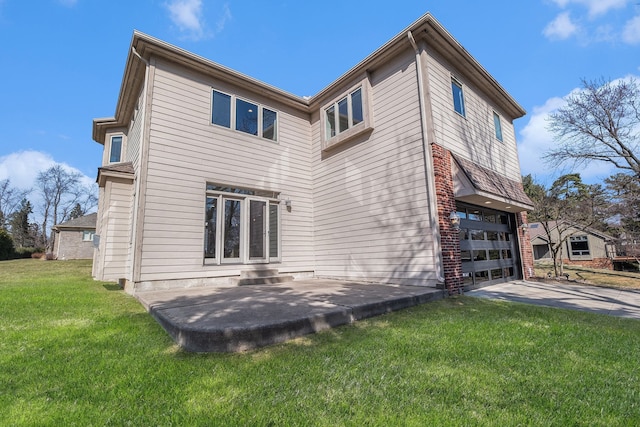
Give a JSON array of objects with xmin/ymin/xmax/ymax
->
[{"xmin": 456, "ymin": 203, "xmax": 520, "ymax": 288}]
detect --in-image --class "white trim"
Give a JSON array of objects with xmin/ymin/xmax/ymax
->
[{"xmin": 210, "ymin": 88, "xmax": 279, "ymax": 142}]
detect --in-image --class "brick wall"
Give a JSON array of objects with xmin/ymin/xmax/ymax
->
[
  {"xmin": 431, "ymin": 143, "xmax": 462, "ymax": 295},
  {"xmin": 55, "ymin": 230, "xmax": 95, "ymax": 260},
  {"xmin": 517, "ymin": 211, "xmax": 535, "ymax": 280}
]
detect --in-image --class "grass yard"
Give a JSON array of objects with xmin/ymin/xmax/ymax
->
[
  {"xmin": 534, "ymin": 263, "xmax": 640, "ymax": 290},
  {"xmin": 1, "ymin": 260, "xmax": 640, "ymax": 426}
]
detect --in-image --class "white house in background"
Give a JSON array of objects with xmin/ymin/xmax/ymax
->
[{"xmin": 91, "ymin": 13, "xmax": 534, "ymax": 294}]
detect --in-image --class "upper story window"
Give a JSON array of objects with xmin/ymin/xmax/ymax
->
[
  {"xmin": 325, "ymin": 87, "xmax": 363, "ymax": 138},
  {"xmin": 451, "ymin": 78, "xmax": 466, "ymax": 117},
  {"xmin": 211, "ymin": 89, "xmax": 278, "ymax": 141},
  {"xmin": 321, "ymin": 76, "xmax": 373, "ymax": 151},
  {"xmin": 109, "ymin": 135, "xmax": 123, "ymax": 163},
  {"xmin": 493, "ymin": 112, "xmax": 503, "ymax": 142}
]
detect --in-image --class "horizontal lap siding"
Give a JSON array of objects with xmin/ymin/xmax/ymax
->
[
  {"xmin": 100, "ymin": 179, "xmax": 132, "ymax": 281},
  {"xmin": 126, "ymin": 88, "xmax": 145, "ymax": 169},
  {"xmin": 138, "ymin": 58, "xmax": 314, "ymax": 282},
  {"xmin": 312, "ymin": 49, "xmax": 437, "ymax": 286},
  {"xmin": 426, "ymin": 50, "xmax": 522, "ymax": 180}
]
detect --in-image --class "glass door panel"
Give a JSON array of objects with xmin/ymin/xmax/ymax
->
[
  {"xmin": 249, "ymin": 200, "xmax": 266, "ymax": 261},
  {"xmin": 223, "ymin": 199, "xmax": 241, "ymax": 260}
]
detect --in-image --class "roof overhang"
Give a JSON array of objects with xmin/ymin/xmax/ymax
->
[
  {"xmin": 96, "ymin": 162, "xmax": 135, "ymax": 187},
  {"xmin": 93, "ymin": 12, "xmax": 525, "ymax": 145},
  {"xmin": 452, "ymin": 155, "xmax": 534, "ymax": 212}
]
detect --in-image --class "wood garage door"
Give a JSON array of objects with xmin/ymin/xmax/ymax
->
[{"xmin": 456, "ymin": 203, "xmax": 520, "ymax": 288}]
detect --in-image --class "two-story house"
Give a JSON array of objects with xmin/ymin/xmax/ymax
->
[{"xmin": 92, "ymin": 13, "xmax": 534, "ymax": 294}]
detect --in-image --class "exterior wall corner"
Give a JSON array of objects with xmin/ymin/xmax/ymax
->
[{"xmin": 431, "ymin": 143, "xmax": 463, "ymax": 294}]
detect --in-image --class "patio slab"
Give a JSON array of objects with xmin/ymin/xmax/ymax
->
[{"xmin": 136, "ymin": 279, "xmax": 444, "ymax": 352}]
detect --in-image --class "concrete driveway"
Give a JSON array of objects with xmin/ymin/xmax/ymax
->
[{"xmin": 468, "ymin": 280, "xmax": 640, "ymax": 319}]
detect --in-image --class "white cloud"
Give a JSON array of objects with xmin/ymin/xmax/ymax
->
[
  {"xmin": 518, "ymin": 97, "xmax": 566, "ymax": 183},
  {"xmin": 166, "ymin": 0, "xmax": 205, "ymax": 40},
  {"xmin": 543, "ymin": 12, "xmax": 579, "ymax": 40},
  {"xmin": 622, "ymin": 15, "xmax": 640, "ymax": 44},
  {"xmin": 216, "ymin": 3, "xmax": 232, "ymax": 33},
  {"xmin": 0, "ymin": 150, "xmax": 94, "ymax": 191},
  {"xmin": 517, "ymin": 77, "xmax": 640, "ymax": 184},
  {"xmin": 549, "ymin": 0, "xmax": 629, "ymax": 17},
  {"xmin": 0, "ymin": 151, "xmax": 56, "ymax": 190}
]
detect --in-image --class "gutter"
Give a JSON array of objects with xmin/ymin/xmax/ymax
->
[{"xmin": 408, "ymin": 30, "xmax": 445, "ymax": 285}]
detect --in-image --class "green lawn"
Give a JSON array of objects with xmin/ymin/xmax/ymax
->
[{"xmin": 1, "ymin": 259, "xmax": 640, "ymax": 426}]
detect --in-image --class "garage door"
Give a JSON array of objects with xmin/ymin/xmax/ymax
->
[{"xmin": 456, "ymin": 203, "xmax": 520, "ymax": 288}]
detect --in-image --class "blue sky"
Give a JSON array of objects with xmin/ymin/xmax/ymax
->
[{"xmin": 1, "ymin": 0, "xmax": 639, "ymax": 199}]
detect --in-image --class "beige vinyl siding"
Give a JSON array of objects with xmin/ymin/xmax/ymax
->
[
  {"xmin": 92, "ymin": 186, "xmax": 106, "ymax": 279},
  {"xmin": 126, "ymin": 87, "xmax": 145, "ymax": 169},
  {"xmin": 137, "ymin": 57, "xmax": 314, "ymax": 282},
  {"xmin": 425, "ymin": 49, "xmax": 522, "ymax": 181},
  {"xmin": 94, "ymin": 178, "xmax": 133, "ymax": 281},
  {"xmin": 311, "ymin": 48, "xmax": 438, "ymax": 286}
]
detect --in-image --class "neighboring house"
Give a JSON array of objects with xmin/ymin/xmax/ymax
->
[
  {"xmin": 52, "ymin": 213, "xmax": 97, "ymax": 260},
  {"xmin": 528, "ymin": 221, "xmax": 616, "ymax": 269},
  {"xmin": 91, "ymin": 13, "xmax": 534, "ymax": 294}
]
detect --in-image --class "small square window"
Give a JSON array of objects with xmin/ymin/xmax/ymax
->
[
  {"xmin": 82, "ymin": 230, "xmax": 95, "ymax": 242},
  {"xmin": 493, "ymin": 112, "xmax": 503, "ymax": 142},
  {"xmin": 109, "ymin": 136, "xmax": 123, "ymax": 163},
  {"xmin": 451, "ymin": 78, "xmax": 465, "ymax": 117}
]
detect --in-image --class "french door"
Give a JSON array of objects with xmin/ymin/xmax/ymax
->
[{"xmin": 205, "ymin": 193, "xmax": 279, "ymax": 265}]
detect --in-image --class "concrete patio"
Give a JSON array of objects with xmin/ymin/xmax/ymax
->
[{"xmin": 135, "ymin": 279, "xmax": 444, "ymax": 353}]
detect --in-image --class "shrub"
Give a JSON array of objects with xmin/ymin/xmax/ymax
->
[
  {"xmin": 15, "ymin": 247, "xmax": 45, "ymax": 259},
  {"xmin": 31, "ymin": 252, "xmax": 45, "ymax": 259},
  {"xmin": 0, "ymin": 229, "xmax": 15, "ymax": 260}
]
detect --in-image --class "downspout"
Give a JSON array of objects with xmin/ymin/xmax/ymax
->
[{"xmin": 407, "ymin": 31, "xmax": 445, "ymax": 284}]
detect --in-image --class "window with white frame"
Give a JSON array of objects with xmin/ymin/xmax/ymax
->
[
  {"xmin": 493, "ymin": 112, "xmax": 503, "ymax": 142},
  {"xmin": 451, "ymin": 77, "xmax": 466, "ymax": 117},
  {"xmin": 204, "ymin": 184, "xmax": 281, "ymax": 264},
  {"xmin": 211, "ymin": 90, "xmax": 278, "ymax": 141},
  {"xmin": 569, "ymin": 235, "xmax": 590, "ymax": 256},
  {"xmin": 109, "ymin": 135, "xmax": 123, "ymax": 163},
  {"xmin": 82, "ymin": 230, "xmax": 95, "ymax": 242}
]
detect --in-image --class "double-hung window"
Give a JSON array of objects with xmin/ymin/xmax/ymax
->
[
  {"xmin": 204, "ymin": 184, "xmax": 281, "ymax": 264},
  {"xmin": 211, "ymin": 90, "xmax": 278, "ymax": 141},
  {"xmin": 451, "ymin": 78, "xmax": 466, "ymax": 117}
]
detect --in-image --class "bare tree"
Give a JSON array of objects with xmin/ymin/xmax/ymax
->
[
  {"xmin": 35, "ymin": 165, "xmax": 98, "ymax": 251},
  {"xmin": 524, "ymin": 174, "xmax": 606, "ymax": 276},
  {"xmin": 0, "ymin": 179, "xmax": 30, "ymax": 231},
  {"xmin": 546, "ymin": 77, "xmax": 640, "ymax": 178}
]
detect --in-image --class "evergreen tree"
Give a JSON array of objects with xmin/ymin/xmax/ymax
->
[
  {"xmin": 69, "ymin": 203, "xmax": 84, "ymax": 220},
  {"xmin": 9, "ymin": 199, "xmax": 33, "ymax": 248}
]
